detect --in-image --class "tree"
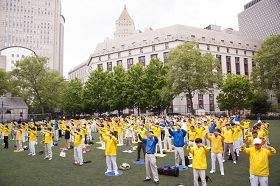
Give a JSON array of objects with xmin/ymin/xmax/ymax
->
[
  {"xmin": 126, "ymin": 63, "xmax": 146, "ymax": 115},
  {"xmin": 62, "ymin": 78, "xmax": 84, "ymax": 116},
  {"xmin": 0, "ymin": 69, "xmax": 10, "ymax": 96},
  {"xmin": 143, "ymin": 59, "xmax": 172, "ymax": 113},
  {"xmin": 109, "ymin": 65, "xmax": 128, "ymax": 115},
  {"xmin": 12, "ymin": 56, "xmax": 65, "ymax": 113},
  {"xmin": 166, "ymin": 42, "xmax": 222, "ymax": 114},
  {"xmin": 250, "ymin": 92, "xmax": 271, "ymax": 114},
  {"xmin": 217, "ymin": 75, "xmax": 253, "ymax": 113},
  {"xmin": 83, "ymin": 69, "xmax": 112, "ymax": 115},
  {"xmin": 252, "ymin": 34, "xmax": 280, "ymax": 100}
]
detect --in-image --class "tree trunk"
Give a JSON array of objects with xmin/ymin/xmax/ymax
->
[{"xmin": 187, "ymin": 90, "xmax": 195, "ymax": 115}]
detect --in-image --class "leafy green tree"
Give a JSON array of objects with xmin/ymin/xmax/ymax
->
[
  {"xmin": 143, "ymin": 59, "xmax": 172, "ymax": 113},
  {"xmin": 217, "ymin": 75, "xmax": 253, "ymax": 112},
  {"xmin": 166, "ymin": 42, "xmax": 222, "ymax": 114},
  {"xmin": 0, "ymin": 69, "xmax": 10, "ymax": 96},
  {"xmin": 62, "ymin": 78, "xmax": 84, "ymax": 116},
  {"xmin": 12, "ymin": 56, "xmax": 65, "ymax": 113},
  {"xmin": 250, "ymin": 92, "xmax": 271, "ymax": 114},
  {"xmin": 126, "ymin": 63, "xmax": 146, "ymax": 115},
  {"xmin": 83, "ymin": 69, "xmax": 112, "ymax": 115},
  {"xmin": 252, "ymin": 34, "xmax": 280, "ymax": 100},
  {"xmin": 109, "ymin": 65, "xmax": 128, "ymax": 115}
]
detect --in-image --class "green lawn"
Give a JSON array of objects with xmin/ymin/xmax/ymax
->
[{"xmin": 0, "ymin": 120, "xmax": 280, "ymax": 186}]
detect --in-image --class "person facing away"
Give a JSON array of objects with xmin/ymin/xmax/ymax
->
[
  {"xmin": 241, "ymin": 138, "xmax": 276, "ymax": 186},
  {"xmin": 139, "ymin": 131, "xmax": 159, "ymax": 185}
]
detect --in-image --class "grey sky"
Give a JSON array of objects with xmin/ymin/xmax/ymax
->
[{"xmin": 61, "ymin": 0, "xmax": 249, "ymax": 77}]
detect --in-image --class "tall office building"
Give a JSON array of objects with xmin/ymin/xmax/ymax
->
[
  {"xmin": 238, "ymin": 0, "xmax": 280, "ymax": 40},
  {"xmin": 0, "ymin": 0, "xmax": 65, "ymax": 74},
  {"xmin": 114, "ymin": 5, "xmax": 135, "ymax": 39}
]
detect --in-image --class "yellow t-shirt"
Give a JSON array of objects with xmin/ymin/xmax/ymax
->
[
  {"xmin": 137, "ymin": 129, "xmax": 147, "ymax": 142},
  {"xmin": 3, "ymin": 127, "xmax": 9, "ymax": 136},
  {"xmin": 241, "ymin": 146, "xmax": 276, "ymax": 176},
  {"xmin": 188, "ymin": 130, "xmax": 197, "ymax": 141},
  {"xmin": 44, "ymin": 131, "xmax": 52, "ymax": 144},
  {"xmin": 195, "ymin": 127, "xmax": 205, "ymax": 139},
  {"xmin": 29, "ymin": 130, "xmax": 37, "ymax": 142},
  {"xmin": 74, "ymin": 133, "xmax": 82, "ymax": 146},
  {"xmin": 223, "ymin": 128, "xmax": 234, "ymax": 143},
  {"xmin": 206, "ymin": 134, "xmax": 224, "ymax": 153},
  {"xmin": 102, "ymin": 135, "xmax": 118, "ymax": 156},
  {"xmin": 151, "ymin": 126, "xmax": 161, "ymax": 138},
  {"xmin": 16, "ymin": 129, "xmax": 23, "ymax": 140},
  {"xmin": 187, "ymin": 146, "xmax": 209, "ymax": 169}
]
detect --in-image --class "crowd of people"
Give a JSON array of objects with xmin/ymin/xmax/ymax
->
[{"xmin": 0, "ymin": 115, "xmax": 277, "ymax": 186}]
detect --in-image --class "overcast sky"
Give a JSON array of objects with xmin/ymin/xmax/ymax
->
[{"xmin": 61, "ymin": 0, "xmax": 249, "ymax": 77}]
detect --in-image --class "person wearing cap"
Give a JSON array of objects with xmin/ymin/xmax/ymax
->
[
  {"xmin": 222, "ymin": 123, "xmax": 236, "ymax": 164},
  {"xmin": 187, "ymin": 138, "xmax": 209, "ymax": 186},
  {"xmin": 206, "ymin": 129, "xmax": 225, "ymax": 176},
  {"xmin": 139, "ymin": 131, "xmax": 159, "ymax": 185},
  {"xmin": 169, "ymin": 124, "xmax": 187, "ymax": 168},
  {"xmin": 241, "ymin": 138, "xmax": 276, "ymax": 186}
]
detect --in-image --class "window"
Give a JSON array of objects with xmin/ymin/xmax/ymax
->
[
  {"xmin": 217, "ymin": 46, "xmax": 220, "ymax": 52},
  {"xmin": 11, "ymin": 54, "xmax": 14, "ymax": 57},
  {"xmin": 227, "ymin": 48, "xmax": 229, "ymax": 53},
  {"xmin": 140, "ymin": 48, "xmax": 143, "ymax": 54},
  {"xmin": 236, "ymin": 49, "xmax": 238, "ymax": 54},
  {"xmin": 230, "ymin": 41, "xmax": 233, "ymax": 44},
  {"xmin": 107, "ymin": 62, "xmax": 112, "ymax": 71},
  {"xmin": 244, "ymin": 50, "xmax": 247, "ymax": 55},
  {"xmin": 16, "ymin": 54, "xmax": 19, "ymax": 57},
  {"xmin": 117, "ymin": 60, "xmax": 122, "ymax": 66},
  {"xmin": 221, "ymin": 40, "xmax": 224, "ymax": 43},
  {"xmin": 198, "ymin": 94, "xmax": 204, "ymax": 109},
  {"xmin": 127, "ymin": 58, "xmax": 133, "ymax": 69},
  {"xmin": 209, "ymin": 94, "xmax": 215, "ymax": 112},
  {"xmin": 235, "ymin": 57, "xmax": 240, "ymax": 75},
  {"xmin": 163, "ymin": 52, "xmax": 169, "ymax": 63},
  {"xmin": 165, "ymin": 43, "xmax": 169, "ymax": 50},
  {"xmin": 202, "ymin": 37, "xmax": 206, "ymax": 41},
  {"xmin": 151, "ymin": 54, "xmax": 158, "ymax": 59},
  {"xmin": 244, "ymin": 58, "xmax": 249, "ymax": 76},
  {"xmin": 118, "ymin": 52, "xmax": 121, "ymax": 58},
  {"xmin": 191, "ymin": 35, "xmax": 195, "ymax": 39},
  {"xmin": 252, "ymin": 61, "xmax": 256, "ymax": 67},
  {"xmin": 216, "ymin": 54, "xmax": 222, "ymax": 70},
  {"xmin": 152, "ymin": 45, "xmax": 156, "ymax": 52},
  {"xmin": 97, "ymin": 64, "xmax": 103, "ymax": 70},
  {"xmin": 252, "ymin": 51, "xmax": 255, "ymax": 56},
  {"xmin": 98, "ymin": 56, "xmax": 101, "ymax": 61},
  {"xmin": 138, "ymin": 56, "xmax": 145, "ymax": 66},
  {"xmin": 108, "ymin": 54, "xmax": 111, "ymax": 60},
  {"xmin": 207, "ymin": 45, "xmax": 210, "ymax": 51},
  {"xmin": 226, "ymin": 56, "xmax": 231, "ymax": 73},
  {"xmin": 128, "ymin": 50, "xmax": 131, "ymax": 56}
]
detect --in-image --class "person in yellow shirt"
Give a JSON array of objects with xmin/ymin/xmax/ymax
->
[
  {"xmin": 15, "ymin": 125, "xmax": 24, "ymax": 152},
  {"xmin": 3, "ymin": 124, "xmax": 9, "ymax": 148},
  {"xmin": 206, "ymin": 129, "xmax": 224, "ymax": 176},
  {"xmin": 9, "ymin": 122, "xmax": 15, "ymax": 140},
  {"xmin": 187, "ymin": 138, "xmax": 209, "ymax": 186},
  {"xmin": 136, "ymin": 125, "xmax": 147, "ymax": 161},
  {"xmin": 117, "ymin": 123, "xmax": 124, "ymax": 145},
  {"xmin": 222, "ymin": 124, "xmax": 236, "ymax": 164},
  {"xmin": 232, "ymin": 122, "xmax": 242, "ymax": 157},
  {"xmin": 43, "ymin": 127, "xmax": 53, "ymax": 160},
  {"xmin": 195, "ymin": 122, "xmax": 205, "ymax": 140},
  {"xmin": 241, "ymin": 138, "xmax": 276, "ymax": 186},
  {"xmin": 72, "ymin": 128, "xmax": 83, "ymax": 166},
  {"xmin": 28, "ymin": 126, "xmax": 37, "ymax": 156},
  {"xmin": 151, "ymin": 123, "xmax": 163, "ymax": 154},
  {"xmin": 102, "ymin": 132, "xmax": 119, "ymax": 175}
]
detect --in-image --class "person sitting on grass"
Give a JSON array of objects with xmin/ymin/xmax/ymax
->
[
  {"xmin": 241, "ymin": 138, "xmax": 276, "ymax": 186},
  {"xmin": 187, "ymin": 138, "xmax": 209, "ymax": 186},
  {"xmin": 102, "ymin": 131, "xmax": 119, "ymax": 175},
  {"xmin": 138, "ymin": 131, "xmax": 159, "ymax": 185}
]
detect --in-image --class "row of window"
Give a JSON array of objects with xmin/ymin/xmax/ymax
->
[
  {"xmin": 186, "ymin": 94, "xmax": 215, "ymax": 111},
  {"xmin": 97, "ymin": 52, "xmax": 169, "ymax": 71}
]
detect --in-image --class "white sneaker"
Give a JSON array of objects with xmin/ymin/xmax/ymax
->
[
  {"xmin": 123, "ymin": 150, "xmax": 128, "ymax": 152},
  {"xmin": 128, "ymin": 150, "xmax": 133, "ymax": 153},
  {"xmin": 210, "ymin": 170, "xmax": 215, "ymax": 174},
  {"xmin": 221, "ymin": 173, "xmax": 224, "ymax": 176},
  {"xmin": 49, "ymin": 158, "xmax": 52, "ymax": 161},
  {"xmin": 28, "ymin": 153, "xmax": 32, "ymax": 155},
  {"xmin": 237, "ymin": 154, "xmax": 240, "ymax": 157},
  {"xmin": 105, "ymin": 170, "xmax": 111, "ymax": 174},
  {"xmin": 32, "ymin": 154, "xmax": 36, "ymax": 156},
  {"xmin": 188, "ymin": 164, "xmax": 192, "ymax": 168},
  {"xmin": 114, "ymin": 171, "xmax": 119, "ymax": 175},
  {"xmin": 233, "ymin": 161, "xmax": 236, "ymax": 164},
  {"xmin": 222, "ymin": 159, "xmax": 225, "ymax": 163}
]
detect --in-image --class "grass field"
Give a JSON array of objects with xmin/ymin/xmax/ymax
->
[{"xmin": 0, "ymin": 120, "xmax": 280, "ymax": 186}]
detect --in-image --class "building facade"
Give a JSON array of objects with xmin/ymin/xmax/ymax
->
[
  {"xmin": 238, "ymin": 0, "xmax": 280, "ymax": 40},
  {"xmin": 69, "ymin": 6, "xmax": 261, "ymax": 114},
  {"xmin": 0, "ymin": 0, "xmax": 65, "ymax": 74}
]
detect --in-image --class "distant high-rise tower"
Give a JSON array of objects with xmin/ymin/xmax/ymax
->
[
  {"xmin": 238, "ymin": 0, "xmax": 280, "ymax": 40},
  {"xmin": 0, "ymin": 0, "xmax": 65, "ymax": 74},
  {"xmin": 114, "ymin": 5, "xmax": 135, "ymax": 39}
]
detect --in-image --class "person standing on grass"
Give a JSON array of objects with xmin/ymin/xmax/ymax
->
[
  {"xmin": 64, "ymin": 124, "xmax": 71, "ymax": 149},
  {"xmin": 102, "ymin": 131, "xmax": 119, "ymax": 175},
  {"xmin": 72, "ymin": 128, "xmax": 83, "ymax": 166},
  {"xmin": 124, "ymin": 123, "xmax": 133, "ymax": 153},
  {"xmin": 205, "ymin": 129, "xmax": 225, "ymax": 176},
  {"xmin": 43, "ymin": 127, "xmax": 53, "ymax": 160},
  {"xmin": 168, "ymin": 124, "xmax": 187, "ymax": 168},
  {"xmin": 3, "ymin": 124, "xmax": 9, "ymax": 148},
  {"xmin": 241, "ymin": 138, "xmax": 276, "ymax": 186},
  {"xmin": 136, "ymin": 125, "xmax": 147, "ymax": 161},
  {"xmin": 222, "ymin": 123, "xmax": 236, "ymax": 164},
  {"xmin": 15, "ymin": 125, "xmax": 23, "ymax": 152},
  {"xmin": 187, "ymin": 138, "xmax": 209, "ymax": 186},
  {"xmin": 28, "ymin": 126, "xmax": 37, "ymax": 156},
  {"xmin": 151, "ymin": 123, "xmax": 163, "ymax": 155},
  {"xmin": 138, "ymin": 131, "xmax": 159, "ymax": 185}
]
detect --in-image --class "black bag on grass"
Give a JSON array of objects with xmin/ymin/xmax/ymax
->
[{"xmin": 158, "ymin": 166, "xmax": 179, "ymax": 177}]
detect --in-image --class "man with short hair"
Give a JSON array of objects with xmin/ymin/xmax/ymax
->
[
  {"xmin": 241, "ymin": 138, "xmax": 276, "ymax": 186},
  {"xmin": 139, "ymin": 131, "xmax": 159, "ymax": 185}
]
